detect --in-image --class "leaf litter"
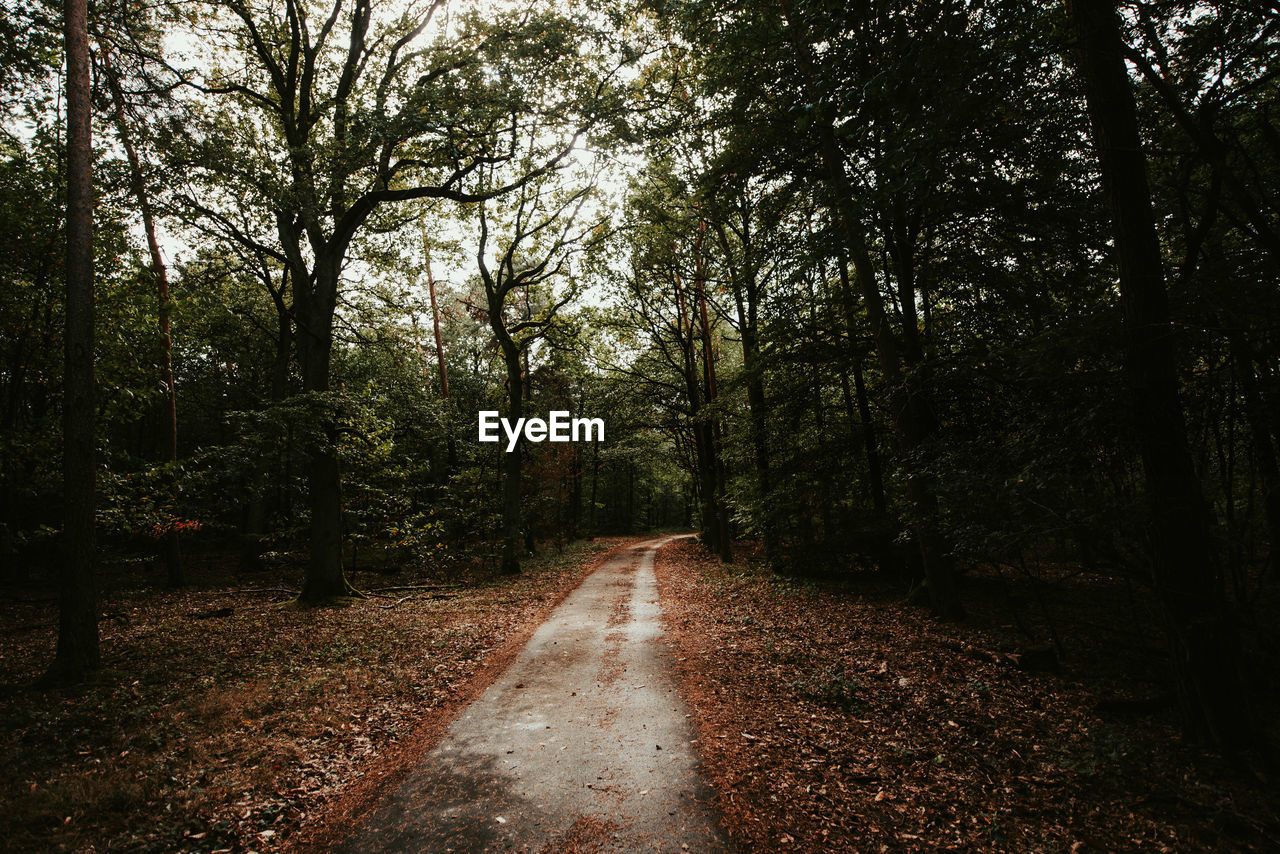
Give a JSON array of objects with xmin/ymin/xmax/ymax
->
[
  {"xmin": 0, "ymin": 537, "xmax": 630, "ymax": 852},
  {"xmin": 654, "ymin": 539, "xmax": 1279, "ymax": 853}
]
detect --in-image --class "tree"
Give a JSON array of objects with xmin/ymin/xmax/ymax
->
[
  {"xmin": 475, "ymin": 156, "xmax": 606, "ymax": 573},
  {"xmin": 47, "ymin": 0, "xmax": 99, "ymax": 680},
  {"xmin": 1121, "ymin": 1, "xmax": 1280, "ymax": 570},
  {"xmin": 1067, "ymin": 0, "xmax": 1253, "ymax": 749},
  {"xmin": 101, "ymin": 56, "xmax": 183, "ymax": 586},
  {"xmin": 154, "ymin": 0, "xmax": 623, "ymax": 600},
  {"xmin": 708, "ymin": 181, "xmax": 779, "ymax": 561},
  {"xmin": 614, "ymin": 156, "xmax": 733, "ymax": 558},
  {"xmin": 773, "ymin": 0, "xmax": 966, "ymax": 618}
]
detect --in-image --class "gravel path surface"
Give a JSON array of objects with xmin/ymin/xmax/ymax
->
[{"xmin": 340, "ymin": 535, "xmax": 730, "ymax": 853}]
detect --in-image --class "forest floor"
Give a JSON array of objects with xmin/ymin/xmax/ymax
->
[
  {"xmin": 656, "ymin": 538, "xmax": 1280, "ymax": 853},
  {"xmin": 0, "ymin": 535, "xmax": 635, "ymax": 853},
  {"xmin": 5, "ymin": 535, "xmax": 1278, "ymax": 853}
]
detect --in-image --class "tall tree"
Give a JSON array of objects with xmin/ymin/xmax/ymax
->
[
  {"xmin": 617, "ymin": 161, "xmax": 732, "ymax": 558},
  {"xmin": 1122, "ymin": 1, "xmax": 1280, "ymax": 568},
  {"xmin": 159, "ymin": 0, "xmax": 621, "ymax": 600},
  {"xmin": 776, "ymin": 0, "xmax": 964, "ymax": 618},
  {"xmin": 422, "ymin": 240, "xmax": 450, "ymax": 401},
  {"xmin": 476, "ymin": 159, "xmax": 604, "ymax": 573},
  {"xmin": 101, "ymin": 58, "xmax": 183, "ymax": 586},
  {"xmin": 690, "ymin": 216, "xmax": 732, "ymax": 561},
  {"xmin": 1068, "ymin": 0, "xmax": 1252, "ymax": 749},
  {"xmin": 709, "ymin": 183, "xmax": 778, "ymax": 560},
  {"xmin": 47, "ymin": 0, "xmax": 99, "ymax": 680}
]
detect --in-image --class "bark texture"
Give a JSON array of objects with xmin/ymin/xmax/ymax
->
[
  {"xmin": 294, "ymin": 256, "xmax": 358, "ymax": 602},
  {"xmin": 48, "ymin": 0, "xmax": 100, "ymax": 681}
]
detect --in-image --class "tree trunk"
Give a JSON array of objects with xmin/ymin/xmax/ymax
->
[
  {"xmin": 693, "ymin": 222, "xmax": 733, "ymax": 561},
  {"xmin": 729, "ymin": 239, "xmax": 777, "ymax": 561},
  {"xmin": 779, "ymin": 0, "xmax": 962, "ymax": 618},
  {"xmin": 425, "ymin": 253, "xmax": 450, "ymax": 400},
  {"xmin": 589, "ymin": 438, "xmax": 600, "ymax": 535},
  {"xmin": 47, "ymin": 0, "xmax": 99, "ymax": 681},
  {"xmin": 500, "ymin": 345, "xmax": 524, "ymax": 574},
  {"xmin": 295, "ymin": 258, "xmax": 356, "ymax": 602},
  {"xmin": 805, "ymin": 269, "xmax": 838, "ymax": 541},
  {"xmin": 570, "ymin": 442, "xmax": 583, "ymax": 539},
  {"xmin": 828, "ymin": 169, "xmax": 959, "ymax": 618},
  {"xmin": 674, "ymin": 270, "xmax": 721, "ymax": 555},
  {"xmin": 851, "ymin": 361, "xmax": 887, "ymax": 516},
  {"xmin": 626, "ymin": 459, "xmax": 635, "ymax": 532},
  {"xmin": 1069, "ymin": 0, "xmax": 1253, "ymax": 750},
  {"xmin": 103, "ymin": 63, "xmax": 182, "ymax": 586},
  {"xmin": 832, "ymin": 253, "xmax": 889, "ymax": 518}
]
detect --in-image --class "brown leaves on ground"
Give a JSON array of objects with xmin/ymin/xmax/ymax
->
[
  {"xmin": 655, "ymin": 540, "xmax": 1280, "ymax": 853},
  {"xmin": 539, "ymin": 815, "xmax": 620, "ymax": 854},
  {"xmin": 0, "ymin": 537, "xmax": 627, "ymax": 853}
]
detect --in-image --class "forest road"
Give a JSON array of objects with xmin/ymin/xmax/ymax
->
[{"xmin": 339, "ymin": 535, "xmax": 731, "ymax": 853}]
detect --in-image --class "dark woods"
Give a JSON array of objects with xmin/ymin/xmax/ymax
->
[{"xmin": 1, "ymin": 0, "xmax": 1277, "ymax": 763}]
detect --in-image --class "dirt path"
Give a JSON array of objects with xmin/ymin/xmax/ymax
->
[{"xmin": 339, "ymin": 536, "xmax": 730, "ymax": 853}]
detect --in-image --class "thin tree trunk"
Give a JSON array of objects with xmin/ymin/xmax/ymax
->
[
  {"xmin": 805, "ymin": 265, "xmax": 838, "ymax": 540},
  {"xmin": 500, "ymin": 344, "xmax": 524, "ymax": 573},
  {"xmin": 424, "ymin": 252, "xmax": 450, "ymax": 400},
  {"xmin": 418, "ymin": 221, "xmax": 449, "ymax": 396},
  {"xmin": 569, "ymin": 392, "xmax": 584, "ymax": 538},
  {"xmin": 569, "ymin": 446, "xmax": 582, "ymax": 540},
  {"xmin": 48, "ymin": 0, "xmax": 99, "ymax": 681},
  {"xmin": 102, "ymin": 63, "xmax": 182, "ymax": 586},
  {"xmin": 626, "ymin": 460, "xmax": 635, "ymax": 532},
  {"xmin": 589, "ymin": 438, "xmax": 600, "ymax": 535},
  {"xmin": 674, "ymin": 269, "xmax": 719, "ymax": 554},
  {"xmin": 693, "ymin": 221, "xmax": 732, "ymax": 561},
  {"xmin": 851, "ymin": 359, "xmax": 887, "ymax": 516},
  {"xmin": 811, "ymin": 363, "xmax": 837, "ymax": 539},
  {"xmin": 1069, "ymin": 0, "xmax": 1253, "ymax": 750},
  {"xmin": 725, "ymin": 225, "xmax": 776, "ymax": 561},
  {"xmin": 420, "ymin": 243, "xmax": 459, "ymax": 469},
  {"xmin": 824, "ymin": 156, "xmax": 958, "ymax": 617},
  {"xmin": 832, "ymin": 248, "xmax": 888, "ymax": 519}
]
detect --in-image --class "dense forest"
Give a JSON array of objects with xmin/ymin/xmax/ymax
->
[{"xmin": 2, "ymin": 0, "xmax": 1278, "ymax": 850}]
